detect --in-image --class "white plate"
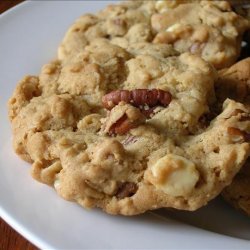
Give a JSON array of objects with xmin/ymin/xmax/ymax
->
[{"xmin": 0, "ymin": 1, "xmax": 249, "ymax": 249}]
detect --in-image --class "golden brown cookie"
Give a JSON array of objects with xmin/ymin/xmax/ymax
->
[
  {"xmin": 216, "ymin": 57, "xmax": 250, "ymax": 216},
  {"xmin": 8, "ymin": 37, "xmax": 250, "ymax": 215}
]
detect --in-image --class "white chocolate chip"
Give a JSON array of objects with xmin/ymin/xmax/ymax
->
[
  {"xmin": 166, "ymin": 23, "xmax": 182, "ymax": 32},
  {"xmin": 155, "ymin": 0, "xmax": 187, "ymax": 12},
  {"xmin": 54, "ymin": 179, "xmax": 60, "ymax": 190},
  {"xmin": 155, "ymin": 1, "xmax": 169, "ymax": 12},
  {"xmin": 150, "ymin": 154, "xmax": 199, "ymax": 196}
]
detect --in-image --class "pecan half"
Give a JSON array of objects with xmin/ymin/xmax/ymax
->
[{"xmin": 102, "ymin": 89, "xmax": 172, "ymax": 110}]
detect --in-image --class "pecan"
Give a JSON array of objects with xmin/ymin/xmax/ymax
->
[
  {"xmin": 116, "ymin": 182, "xmax": 138, "ymax": 199},
  {"xmin": 231, "ymin": 109, "xmax": 245, "ymax": 117},
  {"xmin": 102, "ymin": 102, "xmax": 146, "ymax": 136},
  {"xmin": 108, "ymin": 114, "xmax": 137, "ymax": 135},
  {"xmin": 227, "ymin": 127, "xmax": 244, "ymax": 136},
  {"xmin": 229, "ymin": 109, "xmax": 250, "ymax": 122},
  {"xmin": 239, "ymin": 115, "xmax": 250, "ymax": 122},
  {"xmin": 221, "ymin": 109, "xmax": 250, "ymax": 121},
  {"xmin": 227, "ymin": 127, "xmax": 250, "ymax": 142},
  {"xmin": 102, "ymin": 89, "xmax": 172, "ymax": 110}
]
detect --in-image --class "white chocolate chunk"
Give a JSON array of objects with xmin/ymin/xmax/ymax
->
[
  {"xmin": 166, "ymin": 23, "xmax": 182, "ymax": 32},
  {"xmin": 155, "ymin": 1, "xmax": 170, "ymax": 12},
  {"xmin": 54, "ymin": 179, "xmax": 61, "ymax": 190},
  {"xmin": 151, "ymin": 154, "xmax": 199, "ymax": 196},
  {"xmin": 155, "ymin": 0, "xmax": 188, "ymax": 12}
]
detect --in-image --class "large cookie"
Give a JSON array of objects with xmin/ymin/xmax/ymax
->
[
  {"xmin": 8, "ymin": 39, "xmax": 250, "ymax": 215},
  {"xmin": 216, "ymin": 58, "xmax": 250, "ymax": 216},
  {"xmin": 58, "ymin": 1, "xmax": 250, "ymax": 70}
]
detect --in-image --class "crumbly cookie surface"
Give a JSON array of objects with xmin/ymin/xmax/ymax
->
[
  {"xmin": 9, "ymin": 36, "xmax": 250, "ymax": 215},
  {"xmin": 58, "ymin": 1, "xmax": 156, "ymax": 61},
  {"xmin": 152, "ymin": 0, "xmax": 250, "ymax": 69},
  {"xmin": 58, "ymin": 1, "xmax": 250, "ymax": 70}
]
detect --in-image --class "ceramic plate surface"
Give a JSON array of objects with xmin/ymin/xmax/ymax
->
[{"xmin": 0, "ymin": 1, "xmax": 249, "ymax": 249}]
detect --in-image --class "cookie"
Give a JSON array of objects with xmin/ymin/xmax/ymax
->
[
  {"xmin": 58, "ymin": 1, "xmax": 250, "ymax": 70},
  {"xmin": 152, "ymin": 0, "xmax": 250, "ymax": 69},
  {"xmin": 154, "ymin": 1, "xmax": 250, "ymax": 16},
  {"xmin": 215, "ymin": 57, "xmax": 250, "ymax": 216},
  {"xmin": 9, "ymin": 37, "xmax": 250, "ymax": 215}
]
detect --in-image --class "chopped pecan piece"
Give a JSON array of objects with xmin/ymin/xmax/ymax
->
[
  {"xmin": 101, "ymin": 103, "xmax": 146, "ymax": 135},
  {"xmin": 229, "ymin": 109, "xmax": 250, "ymax": 122},
  {"xmin": 108, "ymin": 114, "xmax": 136, "ymax": 135},
  {"xmin": 116, "ymin": 182, "xmax": 138, "ymax": 199},
  {"xmin": 102, "ymin": 89, "xmax": 172, "ymax": 110},
  {"xmin": 239, "ymin": 115, "xmax": 250, "ymax": 122},
  {"xmin": 228, "ymin": 127, "xmax": 244, "ymax": 136},
  {"xmin": 227, "ymin": 127, "xmax": 250, "ymax": 142},
  {"xmin": 230, "ymin": 109, "xmax": 245, "ymax": 117}
]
